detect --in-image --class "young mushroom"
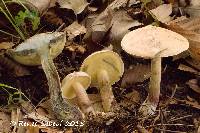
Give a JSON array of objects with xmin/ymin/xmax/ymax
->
[
  {"xmin": 61, "ymin": 71, "xmax": 94, "ymax": 114},
  {"xmin": 80, "ymin": 50, "xmax": 124, "ymax": 112},
  {"xmin": 8, "ymin": 32, "xmax": 83, "ymax": 122},
  {"xmin": 121, "ymin": 25, "xmax": 189, "ymax": 116}
]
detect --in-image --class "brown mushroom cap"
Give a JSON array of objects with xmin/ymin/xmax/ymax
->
[
  {"xmin": 121, "ymin": 25, "xmax": 189, "ymax": 59},
  {"xmin": 80, "ymin": 50, "xmax": 124, "ymax": 87},
  {"xmin": 61, "ymin": 72, "xmax": 91, "ymax": 99}
]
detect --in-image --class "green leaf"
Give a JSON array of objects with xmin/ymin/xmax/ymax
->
[{"xmin": 14, "ymin": 9, "xmax": 40, "ymax": 31}]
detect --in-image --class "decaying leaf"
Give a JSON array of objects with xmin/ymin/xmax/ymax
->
[
  {"xmin": 166, "ymin": 17, "xmax": 200, "ymax": 62},
  {"xmin": 91, "ymin": 8, "xmax": 113, "ymax": 43},
  {"xmin": 57, "ymin": 0, "xmax": 89, "ymax": 15},
  {"xmin": 0, "ymin": 55, "xmax": 30, "ymax": 77},
  {"xmin": 64, "ymin": 21, "xmax": 86, "ymax": 40},
  {"xmin": 121, "ymin": 64, "xmax": 151, "ymax": 87},
  {"xmin": 119, "ymin": 90, "xmax": 141, "ymax": 110},
  {"xmin": 178, "ymin": 64, "xmax": 199, "ymax": 74},
  {"xmin": 42, "ymin": 9, "xmax": 63, "ymax": 26},
  {"xmin": 187, "ymin": 79, "xmax": 200, "ymax": 94},
  {"xmin": 0, "ymin": 42, "xmax": 14, "ymax": 50},
  {"xmin": 65, "ymin": 41, "xmax": 86, "ymax": 54},
  {"xmin": 0, "ymin": 111, "xmax": 11, "ymax": 133},
  {"xmin": 150, "ymin": 4, "xmax": 172, "ymax": 23},
  {"xmin": 184, "ymin": 0, "xmax": 200, "ymax": 17},
  {"xmin": 109, "ymin": 10, "xmax": 142, "ymax": 51}
]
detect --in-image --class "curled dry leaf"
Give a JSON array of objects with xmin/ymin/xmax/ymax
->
[
  {"xmin": 119, "ymin": 90, "xmax": 141, "ymax": 110},
  {"xmin": 178, "ymin": 64, "xmax": 200, "ymax": 75},
  {"xmin": 42, "ymin": 9, "xmax": 63, "ymax": 26},
  {"xmin": 166, "ymin": 17, "xmax": 200, "ymax": 62},
  {"xmin": 121, "ymin": 64, "xmax": 151, "ymax": 87},
  {"xmin": 184, "ymin": 0, "xmax": 200, "ymax": 17},
  {"xmin": 187, "ymin": 79, "xmax": 200, "ymax": 94},
  {"xmin": 0, "ymin": 111, "xmax": 10, "ymax": 133},
  {"xmin": 64, "ymin": 21, "xmax": 86, "ymax": 40},
  {"xmin": 0, "ymin": 42, "xmax": 14, "ymax": 50},
  {"xmin": 57, "ymin": 0, "xmax": 89, "ymax": 15},
  {"xmin": 0, "ymin": 55, "xmax": 31, "ymax": 77},
  {"xmin": 150, "ymin": 4, "xmax": 172, "ymax": 23},
  {"xmin": 109, "ymin": 10, "xmax": 142, "ymax": 52},
  {"xmin": 65, "ymin": 41, "xmax": 86, "ymax": 54}
]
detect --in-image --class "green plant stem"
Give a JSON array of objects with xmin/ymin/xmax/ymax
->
[{"xmin": 0, "ymin": 7, "xmax": 25, "ymax": 40}]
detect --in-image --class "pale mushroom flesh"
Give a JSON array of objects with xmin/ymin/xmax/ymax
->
[
  {"xmin": 121, "ymin": 25, "xmax": 189, "ymax": 116},
  {"xmin": 8, "ymin": 32, "xmax": 83, "ymax": 122},
  {"xmin": 61, "ymin": 72, "xmax": 94, "ymax": 114},
  {"xmin": 80, "ymin": 50, "xmax": 124, "ymax": 112}
]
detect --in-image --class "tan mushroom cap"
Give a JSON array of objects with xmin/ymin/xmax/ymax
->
[
  {"xmin": 121, "ymin": 25, "xmax": 189, "ymax": 59},
  {"xmin": 80, "ymin": 50, "xmax": 124, "ymax": 87},
  {"xmin": 61, "ymin": 72, "xmax": 91, "ymax": 99}
]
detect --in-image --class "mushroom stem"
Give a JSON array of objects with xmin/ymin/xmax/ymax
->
[
  {"xmin": 39, "ymin": 47, "xmax": 83, "ymax": 122},
  {"xmin": 149, "ymin": 55, "xmax": 161, "ymax": 107},
  {"xmin": 72, "ymin": 82, "xmax": 94, "ymax": 114},
  {"xmin": 97, "ymin": 69, "xmax": 114, "ymax": 112},
  {"xmin": 139, "ymin": 53, "xmax": 161, "ymax": 116}
]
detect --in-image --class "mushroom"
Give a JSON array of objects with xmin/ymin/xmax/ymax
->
[
  {"xmin": 80, "ymin": 50, "xmax": 124, "ymax": 112},
  {"xmin": 8, "ymin": 32, "xmax": 83, "ymax": 122},
  {"xmin": 121, "ymin": 25, "xmax": 189, "ymax": 116},
  {"xmin": 61, "ymin": 71, "xmax": 94, "ymax": 114}
]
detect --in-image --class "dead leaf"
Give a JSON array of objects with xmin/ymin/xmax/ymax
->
[
  {"xmin": 121, "ymin": 64, "xmax": 151, "ymax": 87},
  {"xmin": 57, "ymin": 0, "xmax": 89, "ymax": 15},
  {"xmin": 43, "ymin": 9, "xmax": 63, "ymax": 26},
  {"xmin": 170, "ymin": 97, "xmax": 200, "ymax": 110},
  {"xmin": 150, "ymin": 4, "xmax": 172, "ymax": 23},
  {"xmin": 109, "ymin": 10, "xmax": 142, "ymax": 52},
  {"xmin": 166, "ymin": 17, "xmax": 200, "ymax": 61},
  {"xmin": 0, "ymin": 55, "xmax": 31, "ymax": 77},
  {"xmin": 0, "ymin": 111, "xmax": 11, "ymax": 133},
  {"xmin": 119, "ymin": 90, "xmax": 141, "ymax": 110},
  {"xmin": 0, "ymin": 42, "xmax": 14, "ymax": 50},
  {"xmin": 65, "ymin": 41, "xmax": 86, "ymax": 54},
  {"xmin": 184, "ymin": 0, "xmax": 200, "ymax": 17},
  {"xmin": 91, "ymin": 8, "xmax": 113, "ymax": 43},
  {"xmin": 26, "ymin": 126, "xmax": 39, "ymax": 133},
  {"xmin": 64, "ymin": 21, "xmax": 86, "ymax": 40},
  {"xmin": 178, "ymin": 64, "xmax": 200, "ymax": 74},
  {"xmin": 187, "ymin": 79, "xmax": 200, "ymax": 94},
  {"xmin": 25, "ymin": 0, "xmax": 51, "ymax": 14}
]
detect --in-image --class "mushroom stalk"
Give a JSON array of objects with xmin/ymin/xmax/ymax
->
[
  {"xmin": 149, "ymin": 55, "xmax": 161, "ymax": 108},
  {"xmin": 97, "ymin": 69, "xmax": 114, "ymax": 112},
  {"xmin": 72, "ymin": 82, "xmax": 94, "ymax": 114},
  {"xmin": 139, "ymin": 53, "xmax": 161, "ymax": 116},
  {"xmin": 39, "ymin": 47, "xmax": 82, "ymax": 122}
]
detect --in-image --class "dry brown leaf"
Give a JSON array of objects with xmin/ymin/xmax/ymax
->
[
  {"xmin": 65, "ymin": 41, "xmax": 86, "ymax": 54},
  {"xmin": 109, "ymin": 10, "xmax": 142, "ymax": 52},
  {"xmin": 57, "ymin": 0, "xmax": 89, "ymax": 15},
  {"xmin": 26, "ymin": 126, "xmax": 39, "ymax": 133},
  {"xmin": 178, "ymin": 64, "xmax": 199, "ymax": 74},
  {"xmin": 0, "ymin": 42, "xmax": 14, "ymax": 50},
  {"xmin": 64, "ymin": 21, "xmax": 86, "ymax": 40},
  {"xmin": 121, "ymin": 64, "xmax": 151, "ymax": 87},
  {"xmin": 150, "ymin": 4, "xmax": 172, "ymax": 23},
  {"xmin": 91, "ymin": 8, "xmax": 113, "ymax": 43},
  {"xmin": 166, "ymin": 17, "xmax": 200, "ymax": 62},
  {"xmin": 43, "ymin": 9, "xmax": 63, "ymax": 26},
  {"xmin": 187, "ymin": 79, "xmax": 200, "ymax": 94},
  {"xmin": 184, "ymin": 0, "xmax": 200, "ymax": 17},
  {"xmin": 0, "ymin": 111, "xmax": 11, "ymax": 133},
  {"xmin": 119, "ymin": 90, "xmax": 141, "ymax": 110},
  {"xmin": 170, "ymin": 98, "xmax": 200, "ymax": 110},
  {"xmin": 0, "ymin": 55, "xmax": 31, "ymax": 77}
]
